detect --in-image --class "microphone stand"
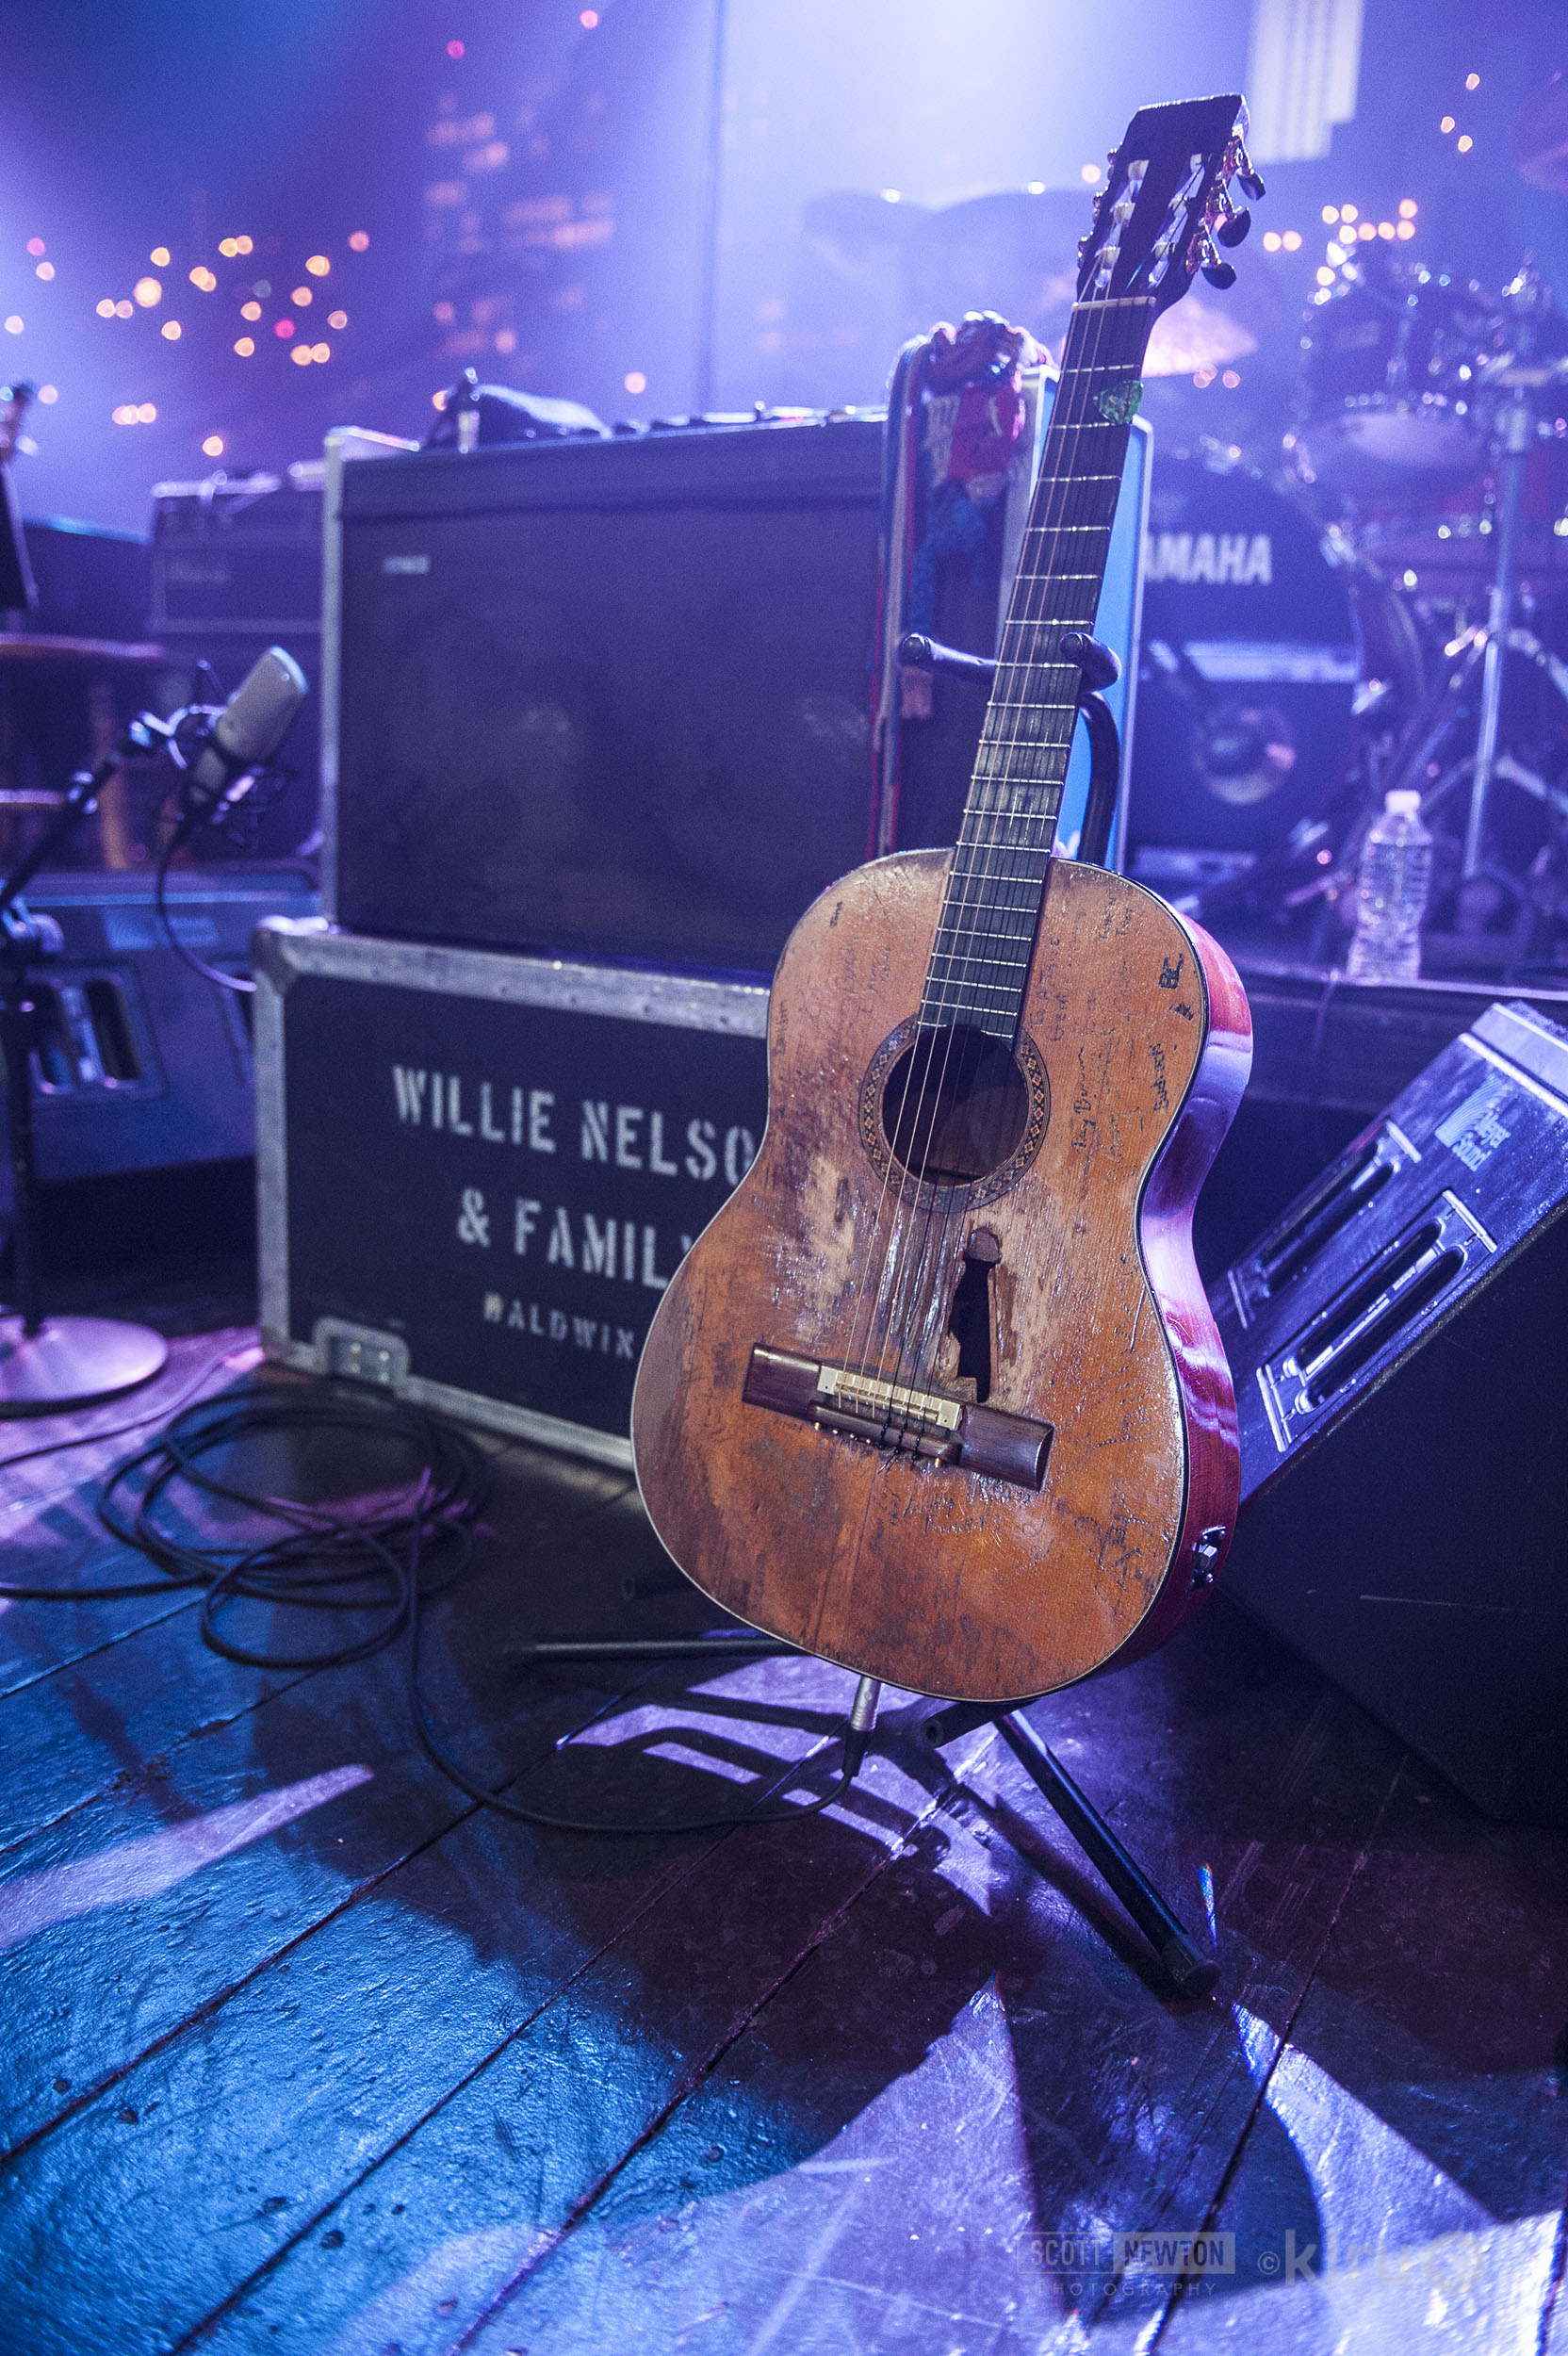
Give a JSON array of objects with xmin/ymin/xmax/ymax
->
[{"xmin": 0, "ymin": 716, "xmax": 172, "ymax": 1411}]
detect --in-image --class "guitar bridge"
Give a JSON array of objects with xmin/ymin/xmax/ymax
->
[{"xmin": 743, "ymin": 1344, "xmax": 1052, "ymax": 1491}]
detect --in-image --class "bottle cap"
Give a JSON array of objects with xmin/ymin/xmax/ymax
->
[{"xmin": 1384, "ymin": 790, "xmax": 1423, "ymax": 815}]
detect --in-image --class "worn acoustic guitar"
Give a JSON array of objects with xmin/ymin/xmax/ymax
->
[{"xmin": 634, "ymin": 97, "xmax": 1260, "ymax": 1704}]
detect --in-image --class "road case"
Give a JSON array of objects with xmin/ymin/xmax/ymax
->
[{"xmin": 253, "ymin": 919, "xmax": 767, "ymax": 1466}]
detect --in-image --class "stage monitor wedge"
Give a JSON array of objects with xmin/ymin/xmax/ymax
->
[{"xmin": 1213, "ymin": 998, "xmax": 1568, "ymax": 1824}]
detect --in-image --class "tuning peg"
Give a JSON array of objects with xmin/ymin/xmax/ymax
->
[
  {"xmin": 1201, "ymin": 256, "xmax": 1238, "ymax": 289},
  {"xmin": 1217, "ymin": 206, "xmax": 1251, "ymax": 249},
  {"xmin": 1237, "ymin": 162, "xmax": 1266, "ymax": 202}
]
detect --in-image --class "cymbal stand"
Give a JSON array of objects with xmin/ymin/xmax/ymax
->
[{"xmin": 1462, "ymin": 387, "xmax": 1533, "ymax": 879}]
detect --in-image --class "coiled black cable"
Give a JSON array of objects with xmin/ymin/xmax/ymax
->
[{"xmin": 93, "ymin": 1382, "xmax": 857, "ymax": 1837}]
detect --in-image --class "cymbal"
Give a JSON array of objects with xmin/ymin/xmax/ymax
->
[
  {"xmin": 1144, "ymin": 287, "xmax": 1266, "ymax": 376},
  {"xmin": 804, "ymin": 183, "xmax": 1280, "ymax": 378},
  {"xmin": 908, "ymin": 188, "xmax": 1281, "ymax": 376},
  {"xmin": 1511, "ymin": 73, "xmax": 1568, "ymax": 196},
  {"xmin": 902, "ymin": 188, "xmax": 1086, "ymax": 347},
  {"xmin": 802, "ymin": 189, "xmax": 929, "ymax": 274}
]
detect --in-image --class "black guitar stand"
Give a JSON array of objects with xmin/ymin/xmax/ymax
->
[
  {"xmin": 896, "ymin": 628, "xmax": 1124, "ymax": 867},
  {"xmin": 508, "ymin": 1630, "xmax": 1216, "ymax": 1995},
  {"xmin": 505, "ymin": 642, "xmax": 1218, "ymax": 1996}
]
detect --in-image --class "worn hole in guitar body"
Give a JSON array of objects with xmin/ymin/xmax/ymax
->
[{"xmin": 859, "ymin": 1018, "xmax": 1051, "ymax": 1209}]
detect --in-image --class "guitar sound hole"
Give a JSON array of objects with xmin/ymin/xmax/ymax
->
[{"xmin": 881, "ymin": 1024, "xmax": 1031, "ymax": 1184}]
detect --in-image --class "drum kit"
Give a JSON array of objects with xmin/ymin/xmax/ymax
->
[
  {"xmin": 807, "ymin": 118, "xmax": 1568, "ymax": 976},
  {"xmin": 1264, "ymin": 244, "xmax": 1568, "ymax": 972},
  {"xmin": 1120, "ymin": 94, "xmax": 1568, "ymax": 978}
]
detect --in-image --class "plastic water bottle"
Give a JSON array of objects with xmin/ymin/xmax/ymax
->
[{"xmin": 1347, "ymin": 789, "xmax": 1432, "ymax": 983}]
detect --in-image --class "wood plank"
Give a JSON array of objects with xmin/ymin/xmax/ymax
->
[
  {"xmin": 455, "ymin": 1607, "xmax": 1408, "ymax": 2355},
  {"xmin": 7, "ymin": 1669, "xmax": 988, "ymax": 2356},
  {"xmin": 1148, "ymin": 1750, "xmax": 1568, "ymax": 2354},
  {"xmin": 0, "ymin": 1644, "xmax": 477, "ymax": 2166},
  {"xmin": 0, "ymin": 1593, "xmax": 291, "ymax": 1861},
  {"xmin": 0, "ymin": 1445, "xmax": 667, "ymax": 2162},
  {"xmin": 0, "ymin": 1392, "xmax": 646, "ymax": 1859},
  {"xmin": 3, "ymin": 1334, "xmax": 1554, "ymax": 2356},
  {"xmin": 0, "ymin": 1332, "xmax": 258, "ymax": 1700}
]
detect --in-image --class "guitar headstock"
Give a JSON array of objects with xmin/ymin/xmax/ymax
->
[{"xmin": 1076, "ymin": 95, "xmax": 1264, "ymax": 316}]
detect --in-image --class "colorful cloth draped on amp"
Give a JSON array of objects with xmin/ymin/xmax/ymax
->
[{"xmin": 871, "ymin": 309, "xmax": 1039, "ymax": 855}]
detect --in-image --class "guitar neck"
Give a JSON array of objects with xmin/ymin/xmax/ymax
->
[{"xmin": 920, "ymin": 295, "xmax": 1154, "ymax": 1041}]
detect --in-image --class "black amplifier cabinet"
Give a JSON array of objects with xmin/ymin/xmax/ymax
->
[
  {"xmin": 1212, "ymin": 999, "xmax": 1568, "ymax": 1822},
  {"xmin": 1, "ymin": 867, "xmax": 318, "ymax": 1212},
  {"xmin": 23, "ymin": 516, "xmax": 151, "ymax": 643},
  {"xmin": 253, "ymin": 920, "xmax": 768, "ymax": 1466},
  {"xmin": 151, "ymin": 465, "xmax": 324, "ymax": 646},
  {"xmin": 327, "ymin": 418, "xmax": 889, "ymax": 976}
]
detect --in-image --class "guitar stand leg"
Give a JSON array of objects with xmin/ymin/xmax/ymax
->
[
  {"xmin": 502, "ymin": 1632, "xmax": 879, "ymax": 1781},
  {"xmin": 934, "ymin": 1706, "xmax": 1218, "ymax": 1998},
  {"xmin": 503, "ymin": 1632, "xmax": 798, "ymax": 1667},
  {"xmin": 505, "ymin": 1645, "xmax": 1213, "ymax": 1990}
]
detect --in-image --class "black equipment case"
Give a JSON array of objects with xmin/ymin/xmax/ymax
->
[
  {"xmin": 253, "ymin": 919, "xmax": 767, "ymax": 1466},
  {"xmin": 1213, "ymin": 997, "xmax": 1568, "ymax": 1823}
]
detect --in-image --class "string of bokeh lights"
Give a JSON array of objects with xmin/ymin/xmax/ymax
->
[
  {"xmin": 6, "ymin": 224, "xmax": 372, "ymax": 458},
  {"xmin": 3, "ymin": 52, "xmax": 1496, "ymax": 450},
  {"xmin": 1184, "ymin": 62, "xmax": 1494, "ymax": 399}
]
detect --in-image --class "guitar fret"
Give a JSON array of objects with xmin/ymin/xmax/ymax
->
[
  {"xmin": 937, "ymin": 905, "xmax": 1041, "ymax": 930},
  {"xmin": 959, "ymin": 806, "xmax": 1061, "ymax": 827},
  {"xmin": 938, "ymin": 893, "xmax": 1045, "ymax": 915},
  {"xmin": 939, "ymin": 953, "xmax": 1037, "ymax": 970},
  {"xmin": 928, "ymin": 954, "xmax": 1037, "ymax": 975},
  {"xmin": 953, "ymin": 845, "xmax": 1054, "ymax": 860},
  {"xmin": 961, "ymin": 794, "xmax": 1061, "ymax": 811},
  {"xmin": 923, "ymin": 976, "xmax": 1026, "ymax": 1000},
  {"xmin": 935, "ymin": 913, "xmax": 1040, "ymax": 939}
]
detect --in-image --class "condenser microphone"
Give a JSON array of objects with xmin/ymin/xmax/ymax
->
[{"xmin": 184, "ymin": 645, "xmax": 307, "ymax": 811}]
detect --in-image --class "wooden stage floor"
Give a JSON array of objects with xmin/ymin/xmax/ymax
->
[{"xmin": 1, "ymin": 1321, "xmax": 1565, "ymax": 2355}]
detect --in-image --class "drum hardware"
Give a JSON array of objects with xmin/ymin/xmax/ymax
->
[
  {"xmin": 1263, "ymin": 614, "xmax": 1568, "ymax": 972},
  {"xmin": 1460, "ymin": 346, "xmax": 1568, "ymax": 881},
  {"xmin": 1292, "ymin": 250, "xmax": 1505, "ymax": 502},
  {"xmin": 1128, "ymin": 454, "xmax": 1420, "ymax": 902},
  {"xmin": 1244, "ymin": 264, "xmax": 1568, "ymax": 975}
]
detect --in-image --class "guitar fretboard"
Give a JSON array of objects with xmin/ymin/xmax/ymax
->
[{"xmin": 919, "ymin": 295, "xmax": 1156, "ymax": 1041}]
